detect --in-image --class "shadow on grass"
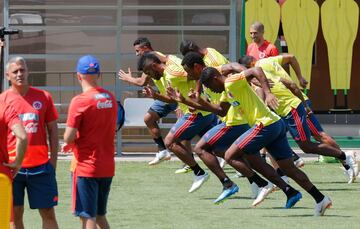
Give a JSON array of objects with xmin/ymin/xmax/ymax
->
[
  {"xmin": 263, "ymin": 214, "xmax": 352, "ymax": 218},
  {"xmin": 314, "ymin": 181, "xmax": 352, "ymax": 184},
  {"xmin": 319, "ymin": 188, "xmax": 356, "ymax": 192},
  {"xmin": 271, "ymin": 206, "xmax": 311, "ymax": 210},
  {"xmin": 201, "ymin": 196, "xmax": 253, "ymax": 201},
  {"xmin": 229, "ymin": 206, "xmax": 312, "ymax": 210}
]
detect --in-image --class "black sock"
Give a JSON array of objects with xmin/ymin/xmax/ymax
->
[
  {"xmin": 292, "ymin": 151, "xmax": 300, "ymax": 161},
  {"xmin": 338, "ymin": 151, "xmax": 346, "ymax": 161},
  {"xmin": 190, "ymin": 164, "xmax": 205, "ymax": 176},
  {"xmin": 247, "ymin": 177, "xmax": 254, "ymax": 184},
  {"xmin": 282, "ymin": 185, "xmax": 298, "ymax": 199},
  {"xmin": 308, "ymin": 186, "xmax": 325, "ymax": 203},
  {"xmin": 260, "ymin": 153, "xmax": 267, "ymax": 162},
  {"xmin": 153, "ymin": 137, "xmax": 166, "ymax": 151},
  {"xmin": 276, "ymin": 168, "xmax": 285, "ymax": 177},
  {"xmin": 220, "ymin": 177, "xmax": 233, "ymax": 188},
  {"xmin": 250, "ymin": 173, "xmax": 268, "ymax": 188}
]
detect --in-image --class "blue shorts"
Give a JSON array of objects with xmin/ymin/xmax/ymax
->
[
  {"xmin": 149, "ymin": 100, "xmax": 177, "ymax": 118},
  {"xmin": 282, "ymin": 103, "xmax": 311, "ymax": 142},
  {"xmin": 234, "ymin": 120, "xmax": 292, "ymax": 160},
  {"xmin": 170, "ymin": 113, "xmax": 218, "ymax": 140},
  {"xmin": 202, "ymin": 122, "xmax": 251, "ymax": 152},
  {"xmin": 13, "ymin": 161, "xmax": 58, "ymax": 209},
  {"xmin": 305, "ymin": 100, "xmax": 324, "ymax": 137},
  {"xmin": 73, "ymin": 176, "xmax": 113, "ymax": 218}
]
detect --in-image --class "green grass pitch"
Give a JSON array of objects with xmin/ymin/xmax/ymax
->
[{"xmin": 21, "ymin": 160, "xmax": 359, "ymax": 229}]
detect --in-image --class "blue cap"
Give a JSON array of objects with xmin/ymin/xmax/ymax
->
[{"xmin": 76, "ymin": 55, "xmax": 100, "ymax": 74}]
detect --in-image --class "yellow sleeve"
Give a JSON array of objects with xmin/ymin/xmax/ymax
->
[{"xmin": 219, "ymin": 91, "xmax": 228, "ymax": 102}]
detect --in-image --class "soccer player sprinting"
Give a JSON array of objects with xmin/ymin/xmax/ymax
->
[
  {"xmin": 168, "ymin": 51, "xmax": 301, "ymax": 205},
  {"xmin": 118, "ymin": 37, "xmax": 177, "ymax": 166},
  {"xmin": 179, "ymin": 40, "xmax": 231, "ymax": 169},
  {"xmin": 239, "ymin": 55, "xmax": 358, "ymax": 183},
  {"xmin": 199, "ymin": 67, "xmax": 332, "ymax": 216},
  {"xmin": 138, "ymin": 52, "xmax": 216, "ymax": 193}
]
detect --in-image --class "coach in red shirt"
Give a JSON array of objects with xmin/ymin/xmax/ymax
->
[
  {"xmin": 63, "ymin": 55, "xmax": 117, "ymax": 228},
  {"xmin": 3, "ymin": 56, "xmax": 59, "ymax": 229},
  {"xmin": 246, "ymin": 21, "xmax": 279, "ymax": 60}
]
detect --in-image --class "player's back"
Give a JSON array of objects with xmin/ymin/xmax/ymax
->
[
  {"xmin": 224, "ymin": 73, "xmax": 279, "ymax": 127},
  {"xmin": 68, "ymin": 87, "xmax": 117, "ymax": 177},
  {"xmin": 204, "ymin": 48, "xmax": 229, "ymax": 67}
]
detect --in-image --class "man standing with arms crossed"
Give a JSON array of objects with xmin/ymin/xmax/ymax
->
[
  {"xmin": 2, "ymin": 57, "xmax": 59, "ymax": 229},
  {"xmin": 63, "ymin": 55, "xmax": 117, "ymax": 229}
]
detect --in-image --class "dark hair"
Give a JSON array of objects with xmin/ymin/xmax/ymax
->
[
  {"xmin": 181, "ymin": 52, "xmax": 205, "ymax": 68},
  {"xmin": 137, "ymin": 52, "xmax": 161, "ymax": 71},
  {"xmin": 133, "ymin": 37, "xmax": 152, "ymax": 49},
  {"xmin": 238, "ymin": 55, "xmax": 255, "ymax": 68},
  {"xmin": 180, "ymin": 40, "xmax": 200, "ymax": 56},
  {"xmin": 200, "ymin": 67, "xmax": 220, "ymax": 84}
]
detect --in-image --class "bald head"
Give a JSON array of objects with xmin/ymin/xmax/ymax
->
[
  {"xmin": 249, "ymin": 21, "xmax": 265, "ymax": 44},
  {"xmin": 250, "ymin": 22, "xmax": 264, "ymax": 33}
]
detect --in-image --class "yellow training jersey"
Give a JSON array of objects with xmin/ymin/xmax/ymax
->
[
  {"xmin": 165, "ymin": 55, "xmax": 210, "ymax": 116},
  {"xmin": 221, "ymin": 73, "xmax": 280, "ymax": 127},
  {"xmin": 202, "ymin": 49, "xmax": 229, "ymax": 119},
  {"xmin": 203, "ymin": 47, "xmax": 229, "ymax": 67},
  {"xmin": 258, "ymin": 56, "xmax": 309, "ymax": 100},
  {"xmin": 256, "ymin": 57, "xmax": 302, "ymax": 117},
  {"xmin": 151, "ymin": 51, "xmax": 173, "ymax": 96}
]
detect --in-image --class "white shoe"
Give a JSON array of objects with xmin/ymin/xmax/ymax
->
[
  {"xmin": 314, "ymin": 196, "xmax": 332, "ymax": 216},
  {"xmin": 294, "ymin": 158, "xmax": 305, "ymax": 168},
  {"xmin": 188, "ymin": 172, "xmax": 209, "ymax": 193},
  {"xmin": 250, "ymin": 182, "xmax": 259, "ymax": 199},
  {"xmin": 347, "ymin": 150, "xmax": 359, "ymax": 176},
  {"xmin": 345, "ymin": 151, "xmax": 357, "ymax": 183},
  {"xmin": 252, "ymin": 182, "xmax": 274, "ymax": 207},
  {"xmin": 344, "ymin": 168, "xmax": 355, "ymax": 184},
  {"xmin": 218, "ymin": 157, "xmax": 226, "ymax": 168},
  {"xmin": 148, "ymin": 149, "xmax": 171, "ymax": 165}
]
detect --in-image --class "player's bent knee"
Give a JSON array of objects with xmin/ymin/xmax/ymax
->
[
  {"xmin": 298, "ymin": 142, "xmax": 314, "ymax": 154},
  {"xmin": 144, "ymin": 113, "xmax": 156, "ymax": 125},
  {"xmin": 164, "ymin": 135, "xmax": 175, "ymax": 150},
  {"xmin": 193, "ymin": 143, "xmax": 207, "ymax": 156}
]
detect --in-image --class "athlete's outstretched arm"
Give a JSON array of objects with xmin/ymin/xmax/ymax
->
[
  {"xmin": 243, "ymin": 67, "xmax": 279, "ymax": 110},
  {"xmin": 187, "ymin": 89, "xmax": 230, "ymax": 117},
  {"xmin": 220, "ymin": 62, "xmax": 247, "ymax": 75},
  {"xmin": 143, "ymin": 86, "xmax": 176, "ymax": 104},
  {"xmin": 118, "ymin": 68, "xmax": 151, "ymax": 86},
  {"xmin": 281, "ymin": 53, "xmax": 308, "ymax": 88},
  {"xmin": 280, "ymin": 77, "xmax": 311, "ymax": 113}
]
